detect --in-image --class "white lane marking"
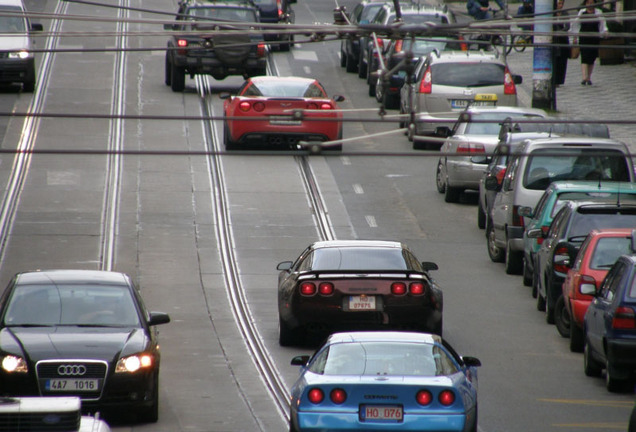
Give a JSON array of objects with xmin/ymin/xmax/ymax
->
[
  {"xmin": 365, "ymin": 215, "xmax": 377, "ymax": 227},
  {"xmin": 353, "ymin": 184, "xmax": 364, "ymax": 194},
  {"xmin": 292, "ymin": 50, "xmax": 318, "ymax": 62},
  {"xmin": 341, "ymin": 156, "xmax": 351, "ymax": 165}
]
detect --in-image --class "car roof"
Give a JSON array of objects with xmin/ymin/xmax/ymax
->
[
  {"xmin": 310, "ymin": 240, "xmax": 404, "ymax": 250},
  {"xmin": 0, "ymin": 0, "xmax": 25, "ymax": 7},
  {"xmin": 547, "ymin": 181, "xmax": 636, "ymax": 193},
  {"xmin": 327, "ymin": 331, "xmax": 441, "ymax": 344},
  {"xmin": 588, "ymin": 227, "xmax": 635, "ymax": 238},
  {"xmin": 14, "ymin": 269, "xmax": 130, "ymax": 286},
  {"xmin": 461, "ymin": 106, "xmax": 548, "ymax": 117},
  {"xmin": 565, "ymin": 200, "xmax": 636, "ymax": 212}
]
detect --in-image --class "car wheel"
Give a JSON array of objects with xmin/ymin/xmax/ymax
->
[
  {"xmin": 22, "ymin": 79, "xmax": 35, "ymax": 93},
  {"xmin": 358, "ymin": 54, "xmax": 367, "ymax": 78},
  {"xmin": 531, "ymin": 267, "xmax": 539, "ymax": 298},
  {"xmin": 170, "ymin": 62, "xmax": 185, "ymax": 92},
  {"xmin": 435, "ymin": 161, "xmax": 446, "ymax": 193},
  {"xmin": 368, "ymin": 81, "xmax": 376, "ymax": 97},
  {"xmin": 504, "ymin": 241, "xmax": 523, "ymax": 275},
  {"xmin": 444, "ymin": 185, "xmax": 461, "ymax": 203},
  {"xmin": 606, "ymin": 362, "xmax": 629, "ymax": 392},
  {"xmin": 164, "ymin": 54, "xmax": 172, "ymax": 86},
  {"xmin": 569, "ymin": 322, "xmax": 584, "ymax": 352},
  {"xmin": 536, "ymin": 280, "xmax": 546, "ymax": 311},
  {"xmin": 279, "ymin": 317, "xmax": 300, "ymax": 347},
  {"xmin": 345, "ymin": 51, "xmax": 357, "ymax": 73},
  {"xmin": 223, "ymin": 122, "xmax": 237, "ymax": 151},
  {"xmin": 477, "ymin": 201, "xmax": 486, "ymax": 229},
  {"xmin": 138, "ymin": 374, "xmax": 159, "ymax": 423},
  {"xmin": 522, "ymin": 256, "xmax": 533, "ymax": 287},
  {"xmin": 487, "ymin": 225, "xmax": 505, "ymax": 263},
  {"xmin": 340, "ymin": 46, "xmax": 346, "ymax": 67},
  {"xmin": 554, "ymin": 295, "xmax": 570, "ymax": 338},
  {"xmin": 583, "ymin": 338, "xmax": 603, "ymax": 377},
  {"xmin": 545, "ymin": 281, "xmax": 556, "ymax": 324}
]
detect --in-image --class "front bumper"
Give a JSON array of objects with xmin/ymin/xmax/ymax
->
[{"xmin": 0, "ymin": 57, "xmax": 35, "ymax": 84}]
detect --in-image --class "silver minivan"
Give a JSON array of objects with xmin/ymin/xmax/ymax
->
[
  {"xmin": 0, "ymin": 0, "xmax": 42, "ymax": 91},
  {"xmin": 486, "ymin": 136, "xmax": 635, "ymax": 275}
]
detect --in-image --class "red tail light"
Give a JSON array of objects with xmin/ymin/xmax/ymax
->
[
  {"xmin": 612, "ymin": 306, "xmax": 636, "ymax": 329},
  {"xmin": 457, "ymin": 143, "xmax": 485, "ymax": 154},
  {"xmin": 239, "ymin": 101, "xmax": 251, "ymax": 112},
  {"xmin": 308, "ymin": 388, "xmax": 324, "ymax": 404},
  {"xmin": 395, "ymin": 39, "xmax": 404, "ymax": 53},
  {"xmin": 318, "ymin": 282, "xmax": 334, "ymax": 295},
  {"xmin": 511, "ymin": 205, "xmax": 524, "ymax": 228},
  {"xmin": 409, "ymin": 282, "xmax": 425, "ymax": 295},
  {"xmin": 578, "ymin": 274, "xmax": 597, "ymax": 296},
  {"xmin": 277, "ymin": 0, "xmax": 283, "ymax": 17},
  {"xmin": 253, "ymin": 101, "xmax": 265, "ymax": 112},
  {"xmin": 494, "ymin": 166, "xmax": 507, "ymax": 185},
  {"xmin": 257, "ymin": 43, "xmax": 266, "ymax": 57},
  {"xmin": 177, "ymin": 39, "xmax": 188, "ymax": 55},
  {"xmin": 319, "ymin": 103, "xmax": 334, "ymax": 110},
  {"xmin": 416, "ymin": 390, "xmax": 433, "ymax": 406},
  {"xmin": 459, "ymin": 35, "xmax": 467, "ymax": 51},
  {"xmin": 504, "ymin": 67, "xmax": 517, "ymax": 95},
  {"xmin": 418, "ymin": 67, "xmax": 432, "ymax": 94},
  {"xmin": 439, "ymin": 390, "xmax": 455, "ymax": 406},
  {"xmin": 391, "ymin": 282, "xmax": 407, "ymax": 295},
  {"xmin": 374, "ymin": 38, "xmax": 384, "ymax": 54},
  {"xmin": 536, "ymin": 225, "xmax": 550, "ymax": 245},
  {"xmin": 300, "ymin": 282, "xmax": 317, "ymax": 296},
  {"xmin": 307, "ymin": 102, "xmax": 318, "ymax": 110},
  {"xmin": 330, "ymin": 388, "xmax": 347, "ymax": 404},
  {"xmin": 553, "ymin": 246, "xmax": 570, "ymax": 274}
]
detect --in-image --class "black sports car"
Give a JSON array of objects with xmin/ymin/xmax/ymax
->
[
  {"xmin": 276, "ymin": 240, "xmax": 443, "ymax": 346},
  {"xmin": 0, "ymin": 269, "xmax": 170, "ymax": 422}
]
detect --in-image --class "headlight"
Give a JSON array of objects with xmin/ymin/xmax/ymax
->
[
  {"xmin": 8, "ymin": 51, "xmax": 31, "ymax": 59},
  {"xmin": 115, "ymin": 353, "xmax": 153, "ymax": 373},
  {"xmin": 1, "ymin": 355, "xmax": 28, "ymax": 373}
]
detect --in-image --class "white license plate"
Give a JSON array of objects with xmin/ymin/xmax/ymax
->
[
  {"xmin": 450, "ymin": 99, "xmax": 496, "ymax": 109},
  {"xmin": 361, "ymin": 405, "xmax": 403, "ymax": 421},
  {"xmin": 269, "ymin": 116, "xmax": 301, "ymax": 126},
  {"xmin": 45, "ymin": 379, "xmax": 99, "ymax": 392},
  {"xmin": 348, "ymin": 295, "xmax": 376, "ymax": 311}
]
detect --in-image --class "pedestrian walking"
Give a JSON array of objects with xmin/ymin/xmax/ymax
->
[
  {"xmin": 552, "ymin": 0, "xmax": 570, "ymax": 85},
  {"xmin": 571, "ymin": 0, "xmax": 608, "ymax": 85}
]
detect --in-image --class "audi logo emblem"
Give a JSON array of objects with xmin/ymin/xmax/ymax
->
[{"xmin": 57, "ymin": 365, "xmax": 87, "ymax": 376}]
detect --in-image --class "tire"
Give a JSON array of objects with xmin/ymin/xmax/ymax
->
[
  {"xmin": 545, "ymin": 279, "xmax": 556, "ymax": 324},
  {"xmin": 164, "ymin": 54, "xmax": 172, "ymax": 86},
  {"xmin": 606, "ymin": 362, "xmax": 629, "ymax": 392},
  {"xmin": 22, "ymin": 79, "xmax": 35, "ymax": 93},
  {"xmin": 340, "ymin": 46, "xmax": 346, "ymax": 67},
  {"xmin": 368, "ymin": 82, "xmax": 376, "ymax": 97},
  {"xmin": 279, "ymin": 317, "xmax": 300, "ymax": 347},
  {"xmin": 223, "ymin": 122, "xmax": 237, "ymax": 151},
  {"xmin": 522, "ymin": 257, "xmax": 533, "ymax": 287},
  {"xmin": 477, "ymin": 201, "xmax": 486, "ymax": 229},
  {"xmin": 436, "ymin": 161, "xmax": 446, "ymax": 193},
  {"xmin": 444, "ymin": 185, "xmax": 461, "ymax": 203},
  {"xmin": 569, "ymin": 322, "xmax": 584, "ymax": 352},
  {"xmin": 345, "ymin": 51, "xmax": 357, "ymax": 73},
  {"xmin": 487, "ymin": 225, "xmax": 505, "ymax": 263},
  {"xmin": 138, "ymin": 375, "xmax": 159, "ymax": 423},
  {"xmin": 554, "ymin": 295, "xmax": 570, "ymax": 338},
  {"xmin": 170, "ymin": 62, "xmax": 185, "ymax": 92},
  {"xmin": 358, "ymin": 53, "xmax": 367, "ymax": 78},
  {"xmin": 504, "ymin": 241, "xmax": 523, "ymax": 275},
  {"xmin": 384, "ymin": 93, "xmax": 399, "ymax": 110},
  {"xmin": 536, "ymin": 282, "xmax": 546, "ymax": 311},
  {"xmin": 583, "ymin": 339, "xmax": 603, "ymax": 377}
]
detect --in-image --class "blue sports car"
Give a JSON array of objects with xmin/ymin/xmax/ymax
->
[{"xmin": 289, "ymin": 331, "xmax": 481, "ymax": 431}]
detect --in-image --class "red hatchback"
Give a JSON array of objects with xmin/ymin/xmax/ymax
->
[
  {"xmin": 560, "ymin": 228, "xmax": 635, "ymax": 352},
  {"xmin": 222, "ymin": 76, "xmax": 344, "ymax": 151}
]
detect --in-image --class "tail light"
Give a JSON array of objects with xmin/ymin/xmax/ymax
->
[
  {"xmin": 257, "ymin": 43, "xmax": 266, "ymax": 57},
  {"xmin": 612, "ymin": 306, "xmax": 636, "ymax": 329},
  {"xmin": 330, "ymin": 388, "xmax": 347, "ymax": 404},
  {"xmin": 373, "ymin": 38, "xmax": 384, "ymax": 56},
  {"xmin": 439, "ymin": 390, "xmax": 455, "ymax": 406},
  {"xmin": 416, "ymin": 390, "xmax": 433, "ymax": 406},
  {"xmin": 577, "ymin": 274, "xmax": 597, "ymax": 296},
  {"xmin": 409, "ymin": 282, "xmax": 425, "ymax": 295},
  {"xmin": 459, "ymin": 35, "xmax": 467, "ymax": 51},
  {"xmin": 177, "ymin": 38, "xmax": 188, "ymax": 55},
  {"xmin": 553, "ymin": 246, "xmax": 570, "ymax": 274},
  {"xmin": 307, "ymin": 388, "xmax": 324, "ymax": 404},
  {"xmin": 504, "ymin": 67, "xmax": 517, "ymax": 95},
  {"xmin": 391, "ymin": 282, "xmax": 407, "ymax": 295},
  {"xmin": 307, "ymin": 102, "xmax": 318, "ymax": 110},
  {"xmin": 253, "ymin": 101, "xmax": 265, "ymax": 112},
  {"xmin": 277, "ymin": 0, "xmax": 283, "ymax": 17},
  {"xmin": 536, "ymin": 225, "xmax": 550, "ymax": 245},
  {"xmin": 457, "ymin": 143, "xmax": 485, "ymax": 154},
  {"xmin": 418, "ymin": 66, "xmax": 432, "ymax": 94},
  {"xmin": 239, "ymin": 101, "xmax": 251, "ymax": 112},
  {"xmin": 319, "ymin": 103, "xmax": 334, "ymax": 110},
  {"xmin": 318, "ymin": 282, "xmax": 334, "ymax": 295},
  {"xmin": 511, "ymin": 205, "xmax": 525, "ymax": 228},
  {"xmin": 395, "ymin": 39, "xmax": 404, "ymax": 53},
  {"xmin": 300, "ymin": 282, "xmax": 316, "ymax": 296},
  {"xmin": 494, "ymin": 166, "xmax": 507, "ymax": 185}
]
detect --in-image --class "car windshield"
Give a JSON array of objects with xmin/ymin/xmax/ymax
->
[
  {"xmin": 188, "ymin": 6, "xmax": 257, "ymax": 22},
  {"xmin": 523, "ymin": 149, "xmax": 630, "ymax": 190},
  {"xmin": 590, "ymin": 237, "xmax": 633, "ymax": 269},
  {"xmin": 0, "ymin": 7, "xmax": 26, "ymax": 33},
  {"xmin": 308, "ymin": 341, "xmax": 458, "ymax": 376},
  {"xmin": 3, "ymin": 284, "xmax": 141, "ymax": 327},
  {"xmin": 569, "ymin": 212, "xmax": 636, "ymax": 239},
  {"xmin": 242, "ymin": 81, "xmax": 326, "ymax": 98},
  {"xmin": 431, "ymin": 62, "xmax": 504, "ymax": 87},
  {"xmin": 311, "ymin": 247, "xmax": 408, "ymax": 270},
  {"xmin": 400, "ymin": 13, "xmax": 449, "ymax": 24},
  {"xmin": 465, "ymin": 113, "xmax": 543, "ymax": 135}
]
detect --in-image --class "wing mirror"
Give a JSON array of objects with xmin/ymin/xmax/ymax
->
[
  {"xmin": 277, "ymin": 261, "xmax": 293, "ymax": 271},
  {"xmin": 291, "ymin": 355, "xmax": 310, "ymax": 366},
  {"xmin": 484, "ymin": 175, "xmax": 501, "ymax": 191},
  {"xmin": 421, "ymin": 262, "xmax": 438, "ymax": 271}
]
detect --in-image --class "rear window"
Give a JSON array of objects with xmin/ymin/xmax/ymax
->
[
  {"xmin": 431, "ymin": 62, "xmax": 505, "ymax": 87},
  {"xmin": 311, "ymin": 247, "xmax": 408, "ymax": 271},
  {"xmin": 188, "ymin": 6, "xmax": 257, "ymax": 22},
  {"xmin": 242, "ymin": 81, "xmax": 326, "ymax": 98},
  {"xmin": 523, "ymin": 149, "xmax": 630, "ymax": 190},
  {"xmin": 569, "ymin": 211, "xmax": 636, "ymax": 239},
  {"xmin": 465, "ymin": 113, "xmax": 543, "ymax": 135},
  {"xmin": 590, "ymin": 237, "xmax": 633, "ymax": 270}
]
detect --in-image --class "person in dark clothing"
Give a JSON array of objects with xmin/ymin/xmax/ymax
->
[
  {"xmin": 552, "ymin": 0, "xmax": 570, "ymax": 85},
  {"xmin": 571, "ymin": 0, "xmax": 608, "ymax": 85},
  {"xmin": 467, "ymin": 0, "xmax": 505, "ymax": 20},
  {"xmin": 516, "ymin": 0, "xmax": 534, "ymax": 32}
]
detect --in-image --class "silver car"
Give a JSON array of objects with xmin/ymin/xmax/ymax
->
[{"xmin": 400, "ymin": 50, "xmax": 523, "ymax": 149}]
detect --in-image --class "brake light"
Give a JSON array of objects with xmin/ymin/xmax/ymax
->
[
  {"xmin": 418, "ymin": 66, "xmax": 432, "ymax": 94},
  {"xmin": 391, "ymin": 282, "xmax": 407, "ymax": 295},
  {"xmin": 410, "ymin": 282, "xmax": 425, "ymax": 295},
  {"xmin": 511, "ymin": 205, "xmax": 525, "ymax": 228},
  {"xmin": 494, "ymin": 166, "xmax": 507, "ymax": 185},
  {"xmin": 177, "ymin": 39, "xmax": 188, "ymax": 48},
  {"xmin": 300, "ymin": 282, "xmax": 316, "ymax": 296},
  {"xmin": 395, "ymin": 39, "xmax": 404, "ymax": 53},
  {"xmin": 319, "ymin": 103, "xmax": 334, "ymax": 110},
  {"xmin": 239, "ymin": 101, "xmax": 251, "ymax": 112},
  {"xmin": 457, "ymin": 143, "xmax": 485, "ymax": 154},
  {"xmin": 257, "ymin": 43, "xmax": 266, "ymax": 57},
  {"xmin": 537, "ymin": 225, "xmax": 550, "ymax": 245},
  {"xmin": 374, "ymin": 38, "xmax": 384, "ymax": 54},
  {"xmin": 416, "ymin": 390, "xmax": 433, "ymax": 406},
  {"xmin": 439, "ymin": 390, "xmax": 455, "ymax": 406},
  {"xmin": 318, "ymin": 282, "xmax": 334, "ymax": 295},
  {"xmin": 459, "ymin": 35, "xmax": 467, "ymax": 51},
  {"xmin": 612, "ymin": 306, "xmax": 636, "ymax": 329},
  {"xmin": 330, "ymin": 388, "xmax": 347, "ymax": 404},
  {"xmin": 277, "ymin": 0, "xmax": 283, "ymax": 17},
  {"xmin": 307, "ymin": 102, "xmax": 318, "ymax": 110},
  {"xmin": 308, "ymin": 388, "xmax": 324, "ymax": 404},
  {"xmin": 253, "ymin": 101, "xmax": 265, "ymax": 112},
  {"xmin": 504, "ymin": 67, "xmax": 517, "ymax": 95},
  {"xmin": 578, "ymin": 274, "xmax": 597, "ymax": 295},
  {"xmin": 554, "ymin": 246, "xmax": 570, "ymax": 274}
]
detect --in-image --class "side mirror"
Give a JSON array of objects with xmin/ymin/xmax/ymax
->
[
  {"xmin": 219, "ymin": 92, "xmax": 232, "ymax": 100},
  {"xmin": 291, "ymin": 355, "xmax": 310, "ymax": 366},
  {"xmin": 526, "ymin": 228, "xmax": 544, "ymax": 239},
  {"xmin": 148, "ymin": 311, "xmax": 171, "ymax": 326},
  {"xmin": 471, "ymin": 155, "xmax": 489, "ymax": 164},
  {"xmin": 518, "ymin": 206, "xmax": 533, "ymax": 218},
  {"xmin": 277, "ymin": 261, "xmax": 293, "ymax": 271},
  {"xmin": 484, "ymin": 175, "xmax": 500, "ymax": 191},
  {"xmin": 422, "ymin": 261, "xmax": 438, "ymax": 271},
  {"xmin": 462, "ymin": 356, "xmax": 481, "ymax": 367},
  {"xmin": 435, "ymin": 126, "xmax": 452, "ymax": 138},
  {"xmin": 580, "ymin": 284, "xmax": 597, "ymax": 296},
  {"xmin": 31, "ymin": 23, "xmax": 43, "ymax": 32},
  {"xmin": 333, "ymin": 95, "xmax": 345, "ymax": 102}
]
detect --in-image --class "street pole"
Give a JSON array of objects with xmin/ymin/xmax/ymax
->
[{"xmin": 532, "ymin": 0, "xmax": 555, "ymax": 109}]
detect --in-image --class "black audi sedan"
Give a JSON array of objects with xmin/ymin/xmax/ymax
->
[
  {"xmin": 0, "ymin": 269, "xmax": 170, "ymax": 422},
  {"xmin": 276, "ymin": 240, "xmax": 443, "ymax": 347}
]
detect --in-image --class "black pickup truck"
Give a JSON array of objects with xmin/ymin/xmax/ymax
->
[{"xmin": 164, "ymin": 0, "xmax": 268, "ymax": 92}]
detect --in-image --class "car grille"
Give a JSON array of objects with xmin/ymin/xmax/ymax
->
[
  {"xmin": 0, "ymin": 409, "xmax": 81, "ymax": 432},
  {"xmin": 36, "ymin": 360, "xmax": 108, "ymax": 400}
]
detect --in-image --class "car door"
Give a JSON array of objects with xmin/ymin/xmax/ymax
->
[
  {"xmin": 536, "ymin": 205, "xmax": 569, "ymax": 296},
  {"xmin": 491, "ymin": 155, "xmax": 520, "ymax": 245}
]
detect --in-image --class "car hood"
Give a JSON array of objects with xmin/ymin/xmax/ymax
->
[
  {"xmin": 0, "ymin": 34, "xmax": 31, "ymax": 51},
  {"xmin": 1, "ymin": 327, "xmax": 148, "ymax": 362}
]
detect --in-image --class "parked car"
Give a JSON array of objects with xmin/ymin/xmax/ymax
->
[
  {"xmin": 221, "ymin": 76, "xmax": 345, "ymax": 151},
  {"xmin": 400, "ymin": 50, "xmax": 522, "ymax": 149},
  {"xmin": 561, "ymin": 228, "xmax": 636, "ymax": 351},
  {"xmin": 0, "ymin": 0, "xmax": 43, "ymax": 92},
  {"xmin": 276, "ymin": 240, "xmax": 443, "ymax": 346},
  {"xmin": 251, "ymin": 0, "xmax": 295, "ymax": 51},
  {"xmin": 582, "ymin": 251, "xmax": 636, "ymax": 392},
  {"xmin": 0, "ymin": 270, "xmax": 171, "ymax": 422},
  {"xmin": 530, "ymin": 201, "xmax": 636, "ymax": 325},
  {"xmin": 486, "ymin": 136, "xmax": 634, "ymax": 277},
  {"xmin": 434, "ymin": 106, "xmax": 546, "ymax": 203},
  {"xmin": 289, "ymin": 331, "xmax": 480, "ymax": 432}
]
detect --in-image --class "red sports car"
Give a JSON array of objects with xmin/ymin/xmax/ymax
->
[
  {"xmin": 222, "ymin": 76, "xmax": 345, "ymax": 150},
  {"xmin": 560, "ymin": 228, "xmax": 634, "ymax": 352}
]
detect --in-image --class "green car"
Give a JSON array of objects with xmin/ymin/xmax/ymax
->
[{"xmin": 519, "ymin": 181, "xmax": 636, "ymax": 291}]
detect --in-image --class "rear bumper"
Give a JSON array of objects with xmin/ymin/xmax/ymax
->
[{"xmin": 446, "ymin": 159, "xmax": 488, "ymax": 190}]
